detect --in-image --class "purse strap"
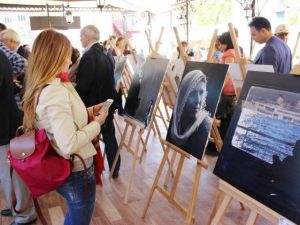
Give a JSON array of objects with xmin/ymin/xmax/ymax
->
[{"xmin": 71, "ymin": 153, "xmax": 90, "ymax": 193}]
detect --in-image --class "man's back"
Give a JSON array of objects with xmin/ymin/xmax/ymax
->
[
  {"xmin": 254, "ymin": 36, "xmax": 292, "ymax": 74},
  {"xmin": 76, "ymin": 43, "xmax": 115, "ymax": 109},
  {"xmin": 0, "ymin": 50, "xmax": 22, "ymax": 145}
]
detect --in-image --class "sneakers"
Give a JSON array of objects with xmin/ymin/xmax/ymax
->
[
  {"xmin": 1, "ymin": 208, "xmax": 12, "ymax": 216},
  {"xmin": 10, "ymin": 218, "xmax": 37, "ymax": 225}
]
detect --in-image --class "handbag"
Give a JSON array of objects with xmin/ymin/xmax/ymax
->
[{"xmin": 7, "ymin": 128, "xmax": 72, "ymax": 197}]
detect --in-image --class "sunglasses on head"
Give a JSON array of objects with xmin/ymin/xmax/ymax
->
[{"xmin": 277, "ymin": 33, "xmax": 288, "ymax": 37}]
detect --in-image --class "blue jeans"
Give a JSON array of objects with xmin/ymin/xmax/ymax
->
[{"xmin": 57, "ymin": 165, "xmax": 96, "ymax": 225}]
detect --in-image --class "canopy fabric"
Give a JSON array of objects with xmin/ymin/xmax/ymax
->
[{"xmin": 0, "ymin": 0, "xmax": 175, "ymax": 13}]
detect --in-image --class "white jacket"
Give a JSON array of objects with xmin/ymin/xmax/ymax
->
[{"xmin": 35, "ymin": 78, "xmax": 100, "ymax": 165}]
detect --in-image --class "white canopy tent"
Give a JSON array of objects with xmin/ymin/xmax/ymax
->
[{"xmin": 0, "ymin": 0, "xmax": 176, "ymax": 14}]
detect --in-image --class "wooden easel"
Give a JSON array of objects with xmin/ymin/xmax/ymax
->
[
  {"xmin": 162, "ymin": 27, "xmax": 220, "ymax": 188},
  {"xmin": 112, "ymin": 37, "xmax": 137, "ymax": 136},
  {"xmin": 292, "ymin": 31, "xmax": 300, "ymax": 63},
  {"xmin": 210, "ymin": 180, "xmax": 295, "ymax": 225},
  {"xmin": 205, "ymin": 28, "xmax": 224, "ymax": 152},
  {"xmin": 145, "ymin": 28, "xmax": 178, "ymax": 127},
  {"xmin": 142, "ymin": 139, "xmax": 208, "ymax": 225},
  {"xmin": 144, "ymin": 27, "xmax": 172, "ymax": 129},
  {"xmin": 109, "ymin": 56, "xmax": 169, "ymax": 204},
  {"xmin": 291, "ymin": 31, "xmax": 300, "ymax": 75},
  {"xmin": 207, "ymin": 23, "xmax": 254, "ymax": 225},
  {"xmin": 137, "ymin": 27, "xmax": 170, "ymax": 162}
]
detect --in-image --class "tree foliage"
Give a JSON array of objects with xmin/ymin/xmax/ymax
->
[{"xmin": 193, "ymin": 0, "xmax": 233, "ymax": 26}]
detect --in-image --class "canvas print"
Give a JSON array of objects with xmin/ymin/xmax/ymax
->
[
  {"xmin": 214, "ymin": 71, "xmax": 300, "ymax": 224},
  {"xmin": 114, "ymin": 56, "xmax": 127, "ymax": 91},
  {"xmin": 166, "ymin": 62, "xmax": 228, "ymax": 160},
  {"xmin": 124, "ymin": 57, "xmax": 169, "ymax": 128}
]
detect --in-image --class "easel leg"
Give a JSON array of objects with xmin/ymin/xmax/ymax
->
[
  {"xmin": 142, "ymin": 146, "xmax": 171, "ymax": 218},
  {"xmin": 139, "ymin": 120, "xmax": 156, "ymax": 164},
  {"xmin": 170, "ymin": 154, "xmax": 185, "ymax": 199},
  {"xmin": 163, "ymin": 150, "xmax": 177, "ymax": 187},
  {"xmin": 210, "ymin": 195, "xmax": 232, "ymax": 225},
  {"xmin": 124, "ymin": 129, "xmax": 143, "ymax": 204},
  {"xmin": 163, "ymin": 102, "xmax": 171, "ymax": 121},
  {"xmin": 207, "ymin": 190, "xmax": 224, "ymax": 225},
  {"xmin": 246, "ymin": 211, "xmax": 258, "ymax": 225},
  {"xmin": 157, "ymin": 106, "xmax": 168, "ymax": 130},
  {"xmin": 185, "ymin": 162, "xmax": 202, "ymax": 225},
  {"xmin": 109, "ymin": 123, "xmax": 129, "ymax": 180},
  {"xmin": 113, "ymin": 115, "xmax": 122, "ymax": 137}
]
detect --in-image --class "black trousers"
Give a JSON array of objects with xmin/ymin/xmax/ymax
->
[
  {"xmin": 101, "ymin": 116, "xmax": 121, "ymax": 174},
  {"xmin": 216, "ymin": 95, "xmax": 236, "ymax": 139}
]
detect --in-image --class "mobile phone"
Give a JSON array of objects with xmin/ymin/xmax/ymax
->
[{"xmin": 97, "ymin": 99, "xmax": 114, "ymax": 115}]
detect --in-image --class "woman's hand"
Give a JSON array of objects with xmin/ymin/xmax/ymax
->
[
  {"xmin": 93, "ymin": 102, "xmax": 105, "ymax": 116},
  {"xmin": 94, "ymin": 111, "xmax": 108, "ymax": 126}
]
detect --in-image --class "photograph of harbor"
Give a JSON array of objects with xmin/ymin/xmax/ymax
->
[{"xmin": 232, "ymin": 86, "xmax": 300, "ymax": 164}]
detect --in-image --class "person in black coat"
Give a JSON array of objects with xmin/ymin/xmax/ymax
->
[
  {"xmin": 0, "ymin": 50, "xmax": 37, "ymax": 224},
  {"xmin": 76, "ymin": 25, "xmax": 120, "ymax": 178}
]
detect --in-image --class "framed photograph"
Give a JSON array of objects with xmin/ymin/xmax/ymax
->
[
  {"xmin": 214, "ymin": 71, "xmax": 300, "ymax": 224},
  {"xmin": 166, "ymin": 62, "xmax": 228, "ymax": 159},
  {"xmin": 124, "ymin": 57, "xmax": 169, "ymax": 128}
]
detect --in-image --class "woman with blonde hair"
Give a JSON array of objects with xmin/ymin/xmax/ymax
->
[{"xmin": 23, "ymin": 29, "xmax": 108, "ymax": 225}]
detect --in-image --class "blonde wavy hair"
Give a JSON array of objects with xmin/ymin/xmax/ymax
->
[{"xmin": 23, "ymin": 29, "xmax": 72, "ymax": 130}]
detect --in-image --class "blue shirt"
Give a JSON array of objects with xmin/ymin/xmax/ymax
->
[
  {"xmin": 254, "ymin": 36, "xmax": 292, "ymax": 74},
  {"xmin": 0, "ymin": 42, "xmax": 27, "ymax": 75}
]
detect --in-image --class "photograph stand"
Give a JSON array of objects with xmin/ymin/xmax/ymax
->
[
  {"xmin": 205, "ymin": 28, "xmax": 224, "ymax": 152},
  {"xmin": 112, "ymin": 38, "xmax": 137, "ymax": 137},
  {"xmin": 160, "ymin": 74, "xmax": 177, "ymax": 123},
  {"xmin": 139, "ymin": 26, "xmax": 171, "ymax": 155},
  {"xmin": 210, "ymin": 180, "xmax": 290, "ymax": 225},
  {"xmin": 207, "ymin": 22, "xmax": 254, "ymax": 225},
  {"xmin": 292, "ymin": 31, "xmax": 300, "ymax": 63},
  {"xmin": 142, "ymin": 139, "xmax": 208, "ymax": 225},
  {"xmin": 109, "ymin": 69, "xmax": 169, "ymax": 204}
]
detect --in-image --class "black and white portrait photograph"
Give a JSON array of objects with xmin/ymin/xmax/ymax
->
[
  {"xmin": 124, "ymin": 57, "xmax": 169, "ymax": 128},
  {"xmin": 214, "ymin": 71, "xmax": 300, "ymax": 225},
  {"xmin": 167, "ymin": 62, "xmax": 228, "ymax": 160}
]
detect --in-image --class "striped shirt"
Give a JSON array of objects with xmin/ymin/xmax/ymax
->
[{"xmin": 0, "ymin": 42, "xmax": 27, "ymax": 75}]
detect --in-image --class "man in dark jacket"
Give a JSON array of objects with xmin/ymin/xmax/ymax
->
[
  {"xmin": 76, "ymin": 25, "xmax": 120, "ymax": 178},
  {"xmin": 0, "ymin": 50, "xmax": 37, "ymax": 225}
]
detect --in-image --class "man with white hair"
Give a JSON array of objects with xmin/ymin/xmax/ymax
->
[
  {"xmin": 76, "ymin": 25, "xmax": 121, "ymax": 178},
  {"xmin": 0, "ymin": 28, "xmax": 27, "ymax": 76}
]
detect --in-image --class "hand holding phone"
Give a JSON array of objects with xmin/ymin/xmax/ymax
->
[{"xmin": 97, "ymin": 99, "xmax": 114, "ymax": 115}]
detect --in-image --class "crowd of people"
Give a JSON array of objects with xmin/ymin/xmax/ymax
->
[
  {"xmin": 0, "ymin": 23, "xmax": 130, "ymax": 225},
  {"xmin": 0, "ymin": 15, "xmax": 295, "ymax": 225},
  {"xmin": 172, "ymin": 17, "xmax": 292, "ymax": 155}
]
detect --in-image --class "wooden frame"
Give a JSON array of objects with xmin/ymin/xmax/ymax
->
[
  {"xmin": 142, "ymin": 139, "xmax": 208, "ymax": 225},
  {"xmin": 109, "ymin": 67, "xmax": 168, "ymax": 204},
  {"xmin": 210, "ymin": 180, "xmax": 295, "ymax": 225}
]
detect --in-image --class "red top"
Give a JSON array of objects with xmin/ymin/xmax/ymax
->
[{"xmin": 220, "ymin": 49, "xmax": 236, "ymax": 96}]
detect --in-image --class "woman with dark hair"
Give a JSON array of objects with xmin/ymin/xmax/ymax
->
[{"xmin": 217, "ymin": 31, "xmax": 236, "ymax": 140}]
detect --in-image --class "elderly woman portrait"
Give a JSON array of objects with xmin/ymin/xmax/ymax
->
[{"xmin": 168, "ymin": 69, "xmax": 212, "ymax": 159}]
